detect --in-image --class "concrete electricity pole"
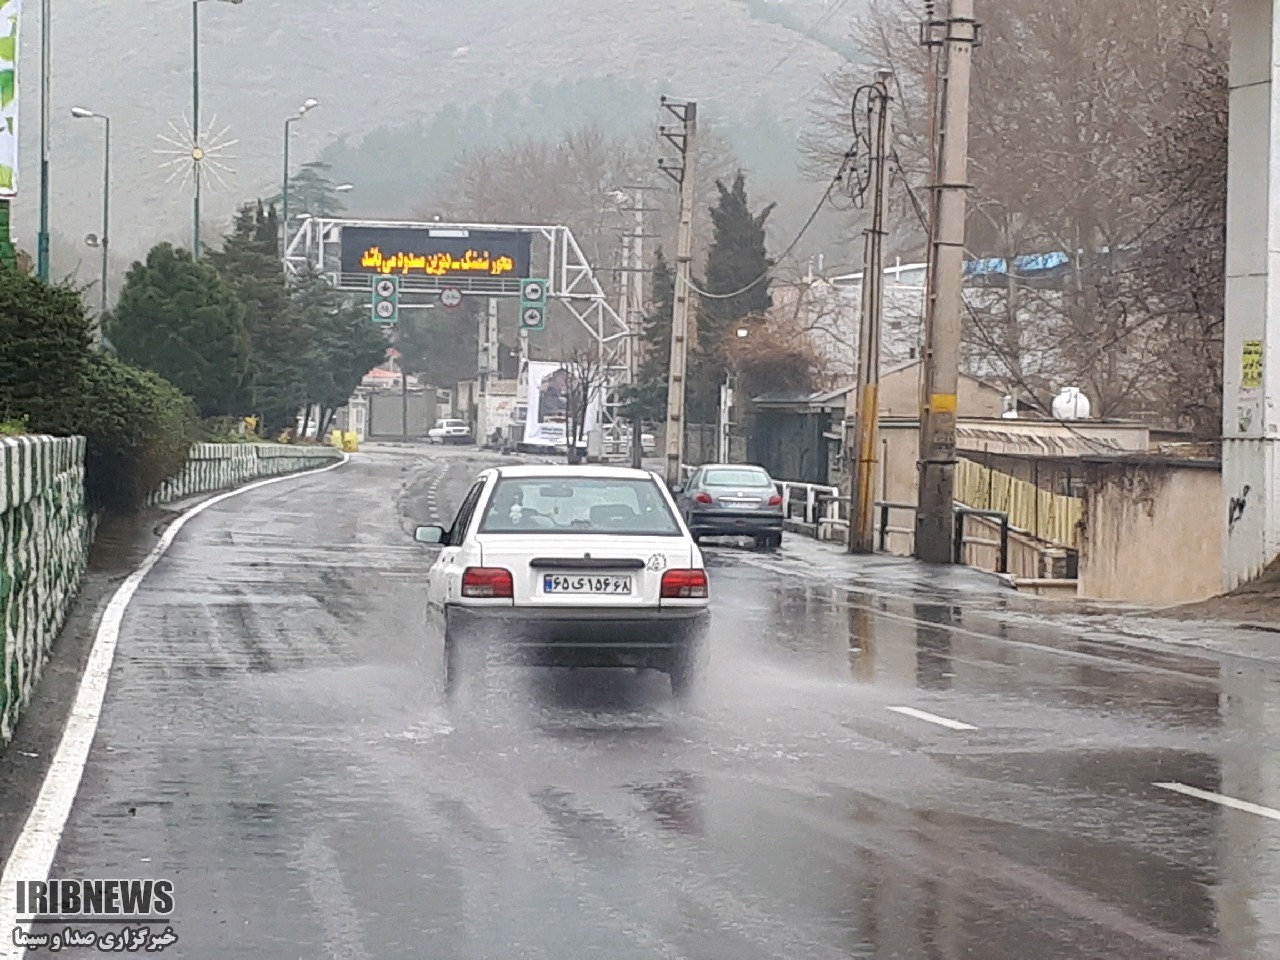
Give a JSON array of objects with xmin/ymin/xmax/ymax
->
[
  {"xmin": 915, "ymin": 0, "xmax": 978, "ymax": 564},
  {"xmin": 628, "ymin": 188, "xmax": 648, "ymax": 469},
  {"xmin": 848, "ymin": 70, "xmax": 894, "ymax": 554},
  {"xmin": 659, "ymin": 98, "xmax": 698, "ymax": 489}
]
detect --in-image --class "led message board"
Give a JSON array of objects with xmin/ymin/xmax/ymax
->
[{"xmin": 340, "ymin": 226, "xmax": 533, "ymax": 279}]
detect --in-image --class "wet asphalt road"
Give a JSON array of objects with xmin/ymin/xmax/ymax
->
[{"xmin": 43, "ymin": 445, "xmax": 1280, "ymax": 959}]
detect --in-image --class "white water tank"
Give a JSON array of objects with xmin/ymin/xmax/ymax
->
[{"xmin": 1052, "ymin": 387, "xmax": 1092, "ymax": 420}]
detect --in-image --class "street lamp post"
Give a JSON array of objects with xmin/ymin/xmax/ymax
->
[
  {"xmin": 192, "ymin": 0, "xmax": 243, "ymax": 260},
  {"xmin": 281, "ymin": 98, "xmax": 319, "ymax": 260},
  {"xmin": 71, "ymin": 107, "xmax": 110, "ymax": 325},
  {"xmin": 36, "ymin": 0, "xmax": 50, "ymax": 280}
]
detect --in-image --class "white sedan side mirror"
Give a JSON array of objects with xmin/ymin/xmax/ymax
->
[{"xmin": 414, "ymin": 525, "xmax": 446, "ymax": 545}]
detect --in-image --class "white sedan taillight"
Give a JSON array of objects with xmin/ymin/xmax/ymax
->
[
  {"xmin": 462, "ymin": 567, "xmax": 514, "ymax": 598},
  {"xmin": 661, "ymin": 569, "xmax": 709, "ymax": 599}
]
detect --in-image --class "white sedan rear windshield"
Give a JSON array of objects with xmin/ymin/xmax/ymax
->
[
  {"xmin": 479, "ymin": 477, "xmax": 682, "ymax": 536},
  {"xmin": 704, "ymin": 468, "xmax": 773, "ymax": 487}
]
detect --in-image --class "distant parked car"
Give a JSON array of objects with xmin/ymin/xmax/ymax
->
[
  {"xmin": 603, "ymin": 426, "xmax": 657, "ymax": 456},
  {"xmin": 674, "ymin": 463, "xmax": 784, "ymax": 551},
  {"xmin": 428, "ymin": 419, "xmax": 474, "ymax": 445}
]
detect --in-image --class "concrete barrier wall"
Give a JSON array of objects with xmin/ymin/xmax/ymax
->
[
  {"xmin": 0, "ymin": 437, "xmax": 95, "ymax": 742},
  {"xmin": 1079, "ymin": 460, "xmax": 1223, "ymax": 603},
  {"xmin": 148, "ymin": 443, "xmax": 342, "ymax": 506}
]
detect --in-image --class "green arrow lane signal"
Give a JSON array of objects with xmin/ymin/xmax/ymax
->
[
  {"xmin": 520, "ymin": 305, "xmax": 546, "ymax": 331},
  {"xmin": 371, "ymin": 276, "xmax": 400, "ymax": 324},
  {"xmin": 520, "ymin": 278, "xmax": 548, "ymax": 306},
  {"xmin": 519, "ymin": 278, "xmax": 548, "ymax": 331}
]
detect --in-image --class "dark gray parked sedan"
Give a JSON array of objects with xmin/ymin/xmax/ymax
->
[{"xmin": 675, "ymin": 463, "xmax": 784, "ymax": 551}]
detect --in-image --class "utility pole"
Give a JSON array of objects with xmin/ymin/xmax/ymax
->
[
  {"xmin": 848, "ymin": 69, "xmax": 894, "ymax": 554},
  {"xmin": 915, "ymin": 0, "xmax": 978, "ymax": 564},
  {"xmin": 659, "ymin": 97, "xmax": 698, "ymax": 488}
]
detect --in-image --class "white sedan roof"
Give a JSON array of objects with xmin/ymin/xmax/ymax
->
[{"xmin": 493, "ymin": 464, "xmax": 662, "ymax": 481}]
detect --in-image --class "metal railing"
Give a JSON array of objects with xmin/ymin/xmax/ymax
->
[
  {"xmin": 954, "ymin": 506, "xmax": 1011, "ymax": 574},
  {"xmin": 676, "ymin": 465, "xmax": 1011, "ymax": 574}
]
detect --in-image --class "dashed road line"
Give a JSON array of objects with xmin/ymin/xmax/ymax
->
[
  {"xmin": 1154, "ymin": 782, "xmax": 1280, "ymax": 822},
  {"xmin": 0, "ymin": 455, "xmax": 351, "ymax": 958},
  {"xmin": 887, "ymin": 706, "xmax": 977, "ymax": 731}
]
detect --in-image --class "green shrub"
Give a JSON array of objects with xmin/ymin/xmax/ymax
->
[
  {"xmin": 0, "ymin": 268, "xmax": 94, "ymax": 431},
  {"xmin": 0, "ymin": 415, "xmax": 28, "ymax": 436},
  {"xmin": 0, "ymin": 267, "xmax": 198, "ymax": 510},
  {"xmin": 75, "ymin": 353, "xmax": 198, "ymax": 511}
]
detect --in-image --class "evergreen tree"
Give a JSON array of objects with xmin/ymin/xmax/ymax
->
[
  {"xmin": 700, "ymin": 170, "xmax": 775, "ymax": 344},
  {"xmin": 291, "ymin": 266, "xmax": 389, "ymax": 434},
  {"xmin": 109, "ymin": 243, "xmax": 252, "ymax": 419},
  {"xmin": 691, "ymin": 171, "xmax": 776, "ymax": 421},
  {"xmin": 264, "ymin": 162, "xmax": 348, "ymax": 220},
  {"xmin": 621, "ymin": 248, "xmax": 676, "ymax": 422},
  {"xmin": 640, "ymin": 248, "xmax": 674, "ymax": 384},
  {"xmin": 209, "ymin": 202, "xmax": 308, "ymax": 434}
]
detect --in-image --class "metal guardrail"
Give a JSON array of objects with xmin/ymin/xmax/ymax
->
[{"xmin": 677, "ymin": 464, "xmax": 1011, "ymax": 574}]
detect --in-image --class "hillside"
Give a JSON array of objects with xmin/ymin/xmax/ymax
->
[{"xmin": 13, "ymin": 0, "xmax": 859, "ymax": 279}]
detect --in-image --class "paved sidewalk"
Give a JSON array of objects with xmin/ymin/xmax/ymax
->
[{"xmin": 771, "ymin": 531, "xmax": 1280, "ymax": 669}]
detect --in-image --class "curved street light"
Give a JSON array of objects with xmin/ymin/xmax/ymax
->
[
  {"xmin": 282, "ymin": 98, "xmax": 320, "ymax": 260},
  {"xmin": 192, "ymin": 0, "xmax": 245, "ymax": 259},
  {"xmin": 71, "ymin": 107, "xmax": 110, "ymax": 331}
]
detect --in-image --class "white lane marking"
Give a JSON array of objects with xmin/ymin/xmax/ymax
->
[
  {"xmin": 0, "ymin": 455, "xmax": 350, "ymax": 957},
  {"xmin": 887, "ymin": 706, "xmax": 977, "ymax": 731},
  {"xmin": 1154, "ymin": 782, "xmax": 1280, "ymax": 822}
]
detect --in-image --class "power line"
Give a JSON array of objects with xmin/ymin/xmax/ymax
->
[
  {"xmin": 684, "ymin": 83, "xmax": 884, "ymax": 302},
  {"xmin": 762, "ymin": 0, "xmax": 854, "ymax": 79}
]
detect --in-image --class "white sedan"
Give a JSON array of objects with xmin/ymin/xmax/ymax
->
[
  {"xmin": 414, "ymin": 464, "xmax": 710, "ymax": 697},
  {"xmin": 428, "ymin": 419, "xmax": 474, "ymax": 444}
]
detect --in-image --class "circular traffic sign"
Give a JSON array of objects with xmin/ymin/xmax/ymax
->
[
  {"xmin": 375, "ymin": 278, "xmax": 397, "ymax": 298},
  {"xmin": 440, "ymin": 287, "xmax": 463, "ymax": 308},
  {"xmin": 374, "ymin": 300, "xmax": 396, "ymax": 320},
  {"xmin": 523, "ymin": 282, "xmax": 545, "ymax": 301},
  {"xmin": 522, "ymin": 307, "xmax": 544, "ymax": 326}
]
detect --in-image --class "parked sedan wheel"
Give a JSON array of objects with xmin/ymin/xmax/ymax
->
[{"xmin": 754, "ymin": 534, "xmax": 781, "ymax": 553}]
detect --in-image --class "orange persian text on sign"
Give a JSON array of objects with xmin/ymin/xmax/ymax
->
[{"xmin": 360, "ymin": 247, "xmax": 518, "ymax": 276}]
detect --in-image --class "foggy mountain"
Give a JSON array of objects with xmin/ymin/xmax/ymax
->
[{"xmin": 14, "ymin": 0, "xmax": 860, "ymax": 283}]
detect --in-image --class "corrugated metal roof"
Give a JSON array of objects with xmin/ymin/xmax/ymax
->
[{"xmin": 955, "ymin": 423, "xmax": 1131, "ymax": 457}]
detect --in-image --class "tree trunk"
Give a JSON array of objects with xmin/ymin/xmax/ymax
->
[{"xmin": 318, "ymin": 408, "xmax": 335, "ymax": 439}]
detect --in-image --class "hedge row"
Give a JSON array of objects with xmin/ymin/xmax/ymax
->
[{"xmin": 0, "ymin": 268, "xmax": 197, "ymax": 511}]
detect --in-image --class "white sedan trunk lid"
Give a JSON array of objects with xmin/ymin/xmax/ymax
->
[{"xmin": 475, "ymin": 534, "xmax": 695, "ymax": 607}]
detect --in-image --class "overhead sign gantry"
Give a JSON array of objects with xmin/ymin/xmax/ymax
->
[{"xmin": 284, "ymin": 217, "xmax": 634, "ymax": 443}]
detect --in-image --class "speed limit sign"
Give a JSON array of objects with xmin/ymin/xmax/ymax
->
[{"xmin": 440, "ymin": 287, "xmax": 463, "ymax": 308}]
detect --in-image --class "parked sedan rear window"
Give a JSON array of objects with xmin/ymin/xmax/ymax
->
[
  {"xmin": 704, "ymin": 468, "xmax": 773, "ymax": 487},
  {"xmin": 479, "ymin": 477, "xmax": 682, "ymax": 535}
]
